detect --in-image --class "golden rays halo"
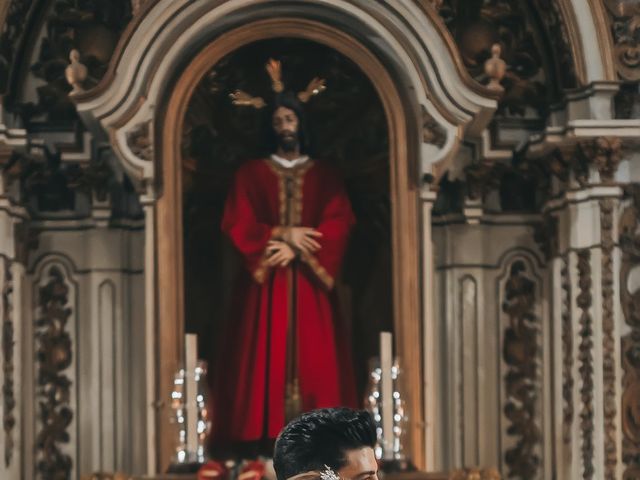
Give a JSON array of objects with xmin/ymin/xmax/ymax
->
[{"xmin": 229, "ymin": 58, "xmax": 326, "ymax": 109}]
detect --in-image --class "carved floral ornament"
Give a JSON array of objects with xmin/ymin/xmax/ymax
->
[
  {"xmin": 433, "ymin": 0, "xmax": 578, "ymax": 114},
  {"xmin": 5, "ymin": 0, "xmax": 132, "ymax": 124},
  {"xmin": 577, "ymin": 249, "xmax": 595, "ymax": 479},
  {"xmin": 35, "ymin": 265, "xmax": 74, "ymax": 479},
  {"xmin": 584, "ymin": 136, "xmax": 623, "ymax": 184},
  {"xmin": 453, "ymin": 136, "xmax": 622, "ymax": 213},
  {"xmin": 619, "ymin": 185, "xmax": 640, "ymax": 478},
  {"xmin": 501, "ymin": 260, "xmax": 541, "ymax": 480},
  {"xmin": 421, "ymin": 105, "xmax": 447, "ymax": 147},
  {"xmin": 125, "ymin": 120, "xmax": 153, "ymax": 162},
  {"xmin": 560, "ymin": 255, "xmax": 573, "ymax": 446},
  {"xmin": 532, "ymin": 136, "xmax": 623, "ymax": 188},
  {"xmin": 2, "ymin": 259, "xmax": 15, "ymax": 468},
  {"xmin": 600, "ymin": 198, "xmax": 618, "ymax": 479},
  {"xmin": 604, "ymin": 0, "xmax": 640, "ymax": 81}
]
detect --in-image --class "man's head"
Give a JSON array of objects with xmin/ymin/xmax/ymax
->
[
  {"xmin": 267, "ymin": 92, "xmax": 309, "ymax": 155},
  {"xmin": 272, "ymin": 105, "xmax": 299, "ymax": 153},
  {"xmin": 273, "ymin": 408, "xmax": 378, "ymax": 480}
]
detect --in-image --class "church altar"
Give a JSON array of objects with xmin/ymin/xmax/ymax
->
[{"xmin": 1, "ymin": 1, "xmax": 638, "ymax": 479}]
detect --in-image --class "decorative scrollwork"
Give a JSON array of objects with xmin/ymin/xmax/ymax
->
[
  {"xmin": 577, "ymin": 249, "xmax": 594, "ymax": 479},
  {"xmin": 0, "ymin": 0, "xmax": 36, "ymax": 95},
  {"xmin": 572, "ymin": 137, "xmax": 622, "ymax": 187},
  {"xmin": 561, "ymin": 254, "xmax": 573, "ymax": 446},
  {"xmin": 501, "ymin": 260, "xmax": 541, "ymax": 480},
  {"xmin": 604, "ymin": 1, "xmax": 640, "ymax": 81},
  {"xmin": 582, "ymin": 137, "xmax": 622, "ymax": 184},
  {"xmin": 600, "ymin": 198, "xmax": 618, "ymax": 479},
  {"xmin": 2, "ymin": 258, "xmax": 15, "ymax": 467},
  {"xmin": 528, "ymin": 0, "xmax": 580, "ymax": 88},
  {"xmin": 421, "ymin": 105, "xmax": 447, "ymax": 147},
  {"xmin": 6, "ymin": 0, "xmax": 132, "ymax": 123},
  {"xmin": 35, "ymin": 266, "xmax": 73, "ymax": 479},
  {"xmin": 126, "ymin": 121, "xmax": 153, "ymax": 161},
  {"xmin": 621, "ymin": 332, "xmax": 640, "ymax": 480},
  {"xmin": 620, "ymin": 185, "xmax": 640, "ymax": 478},
  {"xmin": 437, "ymin": 0, "xmax": 577, "ymax": 114}
]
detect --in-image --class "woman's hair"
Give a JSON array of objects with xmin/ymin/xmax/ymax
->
[{"xmin": 273, "ymin": 408, "xmax": 377, "ymax": 480}]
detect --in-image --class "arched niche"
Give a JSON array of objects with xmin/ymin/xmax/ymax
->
[
  {"xmin": 160, "ymin": 18, "xmax": 425, "ymax": 469},
  {"xmin": 72, "ymin": 0, "xmax": 501, "ymax": 472}
]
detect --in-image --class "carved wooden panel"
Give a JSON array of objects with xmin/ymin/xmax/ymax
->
[
  {"xmin": 34, "ymin": 265, "xmax": 74, "ymax": 479},
  {"xmin": 576, "ymin": 249, "xmax": 594, "ymax": 479},
  {"xmin": 2, "ymin": 258, "xmax": 15, "ymax": 467},
  {"xmin": 603, "ymin": 1, "xmax": 640, "ymax": 81},
  {"xmin": 620, "ymin": 186, "xmax": 640, "ymax": 479},
  {"xmin": 560, "ymin": 255, "xmax": 573, "ymax": 447},
  {"xmin": 501, "ymin": 260, "xmax": 541, "ymax": 480},
  {"xmin": 600, "ymin": 198, "xmax": 617, "ymax": 479}
]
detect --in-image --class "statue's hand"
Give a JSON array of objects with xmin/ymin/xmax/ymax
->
[
  {"xmin": 266, "ymin": 240, "xmax": 296, "ymax": 267},
  {"xmin": 287, "ymin": 227, "xmax": 323, "ymax": 255}
]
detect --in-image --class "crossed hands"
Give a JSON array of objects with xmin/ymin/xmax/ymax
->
[{"xmin": 266, "ymin": 227, "xmax": 323, "ymax": 268}]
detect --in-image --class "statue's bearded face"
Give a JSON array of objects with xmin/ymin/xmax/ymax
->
[{"xmin": 272, "ymin": 106, "xmax": 299, "ymax": 153}]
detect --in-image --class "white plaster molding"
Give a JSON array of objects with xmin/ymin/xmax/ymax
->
[
  {"xmin": 142, "ymin": 202, "xmax": 156, "ymax": 474},
  {"xmin": 0, "ymin": 124, "xmax": 27, "ymax": 150},
  {"xmin": 526, "ymin": 119, "xmax": 640, "ymax": 159},
  {"xmin": 73, "ymin": 0, "xmax": 498, "ymax": 184},
  {"xmin": 544, "ymin": 186, "xmax": 624, "ymax": 219},
  {"xmin": 567, "ymin": 0, "xmax": 613, "ymax": 83},
  {"xmin": 421, "ymin": 197, "xmax": 440, "ymax": 469},
  {"xmin": 60, "ymin": 131, "xmax": 93, "ymax": 164}
]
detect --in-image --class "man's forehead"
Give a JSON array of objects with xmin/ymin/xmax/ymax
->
[
  {"xmin": 337, "ymin": 447, "xmax": 377, "ymax": 479},
  {"xmin": 273, "ymin": 106, "xmax": 297, "ymax": 118}
]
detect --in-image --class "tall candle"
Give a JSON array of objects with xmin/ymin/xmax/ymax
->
[
  {"xmin": 185, "ymin": 333, "xmax": 198, "ymax": 459},
  {"xmin": 380, "ymin": 331, "xmax": 393, "ymax": 460}
]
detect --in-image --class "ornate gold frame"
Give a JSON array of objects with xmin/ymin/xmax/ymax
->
[{"xmin": 158, "ymin": 18, "xmax": 423, "ymax": 471}]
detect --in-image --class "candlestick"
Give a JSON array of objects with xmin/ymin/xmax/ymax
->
[
  {"xmin": 380, "ymin": 331, "xmax": 393, "ymax": 460},
  {"xmin": 185, "ymin": 334, "xmax": 198, "ymax": 459}
]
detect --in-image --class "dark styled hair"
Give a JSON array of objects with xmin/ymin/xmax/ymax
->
[
  {"xmin": 265, "ymin": 91, "xmax": 311, "ymax": 154},
  {"xmin": 273, "ymin": 408, "xmax": 377, "ymax": 480}
]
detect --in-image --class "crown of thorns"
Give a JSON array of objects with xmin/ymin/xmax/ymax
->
[{"xmin": 229, "ymin": 59, "xmax": 326, "ymax": 109}]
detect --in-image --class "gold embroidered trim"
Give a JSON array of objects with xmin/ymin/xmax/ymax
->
[
  {"xmin": 300, "ymin": 252, "xmax": 334, "ymax": 290},
  {"xmin": 265, "ymin": 158, "xmax": 313, "ymax": 227}
]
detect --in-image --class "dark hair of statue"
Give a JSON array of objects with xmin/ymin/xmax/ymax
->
[
  {"xmin": 265, "ymin": 91, "xmax": 311, "ymax": 155},
  {"xmin": 273, "ymin": 408, "xmax": 377, "ymax": 480}
]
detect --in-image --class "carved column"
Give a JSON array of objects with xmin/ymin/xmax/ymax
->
[
  {"xmin": 1, "ymin": 257, "xmax": 15, "ymax": 470},
  {"xmin": 0, "ymin": 109, "xmax": 29, "ymax": 480},
  {"xmin": 545, "ymin": 136, "xmax": 625, "ymax": 479},
  {"xmin": 421, "ymin": 188, "xmax": 441, "ymax": 469},
  {"xmin": 0, "ymin": 252, "xmax": 25, "ymax": 480},
  {"xmin": 619, "ymin": 185, "xmax": 640, "ymax": 480}
]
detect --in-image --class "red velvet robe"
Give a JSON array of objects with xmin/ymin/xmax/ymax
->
[{"xmin": 210, "ymin": 158, "xmax": 357, "ymax": 445}]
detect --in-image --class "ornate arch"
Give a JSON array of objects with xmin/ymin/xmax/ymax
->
[{"xmin": 67, "ymin": 1, "xmax": 505, "ymax": 471}]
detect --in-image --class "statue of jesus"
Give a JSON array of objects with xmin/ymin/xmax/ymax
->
[{"xmin": 209, "ymin": 67, "xmax": 357, "ymax": 452}]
